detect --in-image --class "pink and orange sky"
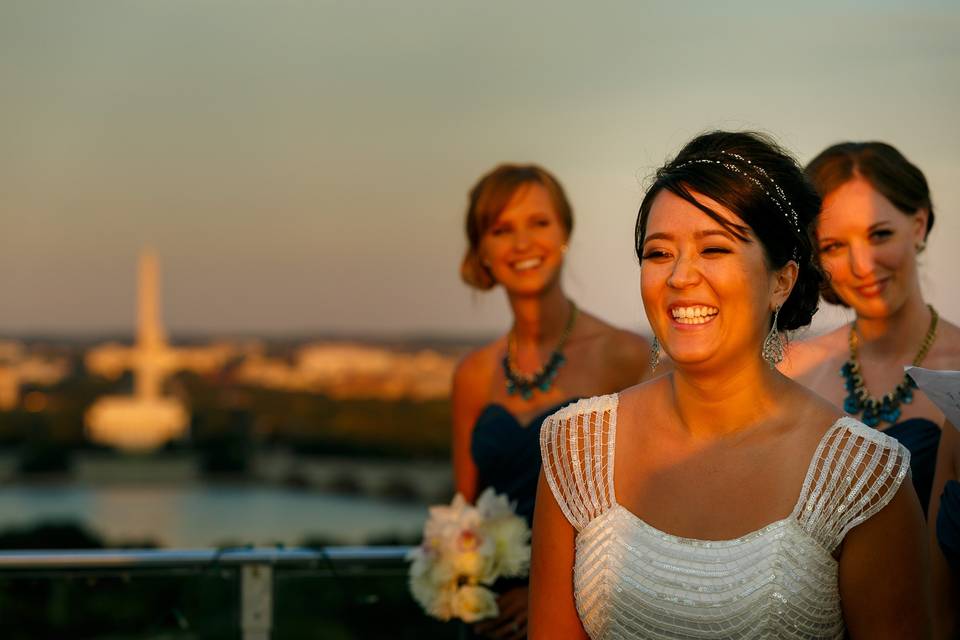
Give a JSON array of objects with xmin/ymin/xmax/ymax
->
[{"xmin": 2, "ymin": 1, "xmax": 958, "ymax": 337}]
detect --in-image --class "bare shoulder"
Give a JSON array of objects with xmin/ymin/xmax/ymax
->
[
  {"xmin": 780, "ymin": 324, "xmax": 849, "ymax": 379},
  {"xmin": 452, "ymin": 339, "xmax": 501, "ymax": 405},
  {"xmin": 606, "ymin": 326, "xmax": 651, "ymax": 361},
  {"xmin": 928, "ymin": 316, "xmax": 960, "ymax": 369},
  {"xmin": 782, "ymin": 378, "xmax": 847, "ymax": 442},
  {"xmin": 575, "ymin": 310, "xmax": 650, "ymax": 387},
  {"xmin": 602, "ymin": 325, "xmax": 650, "ymax": 374},
  {"xmin": 615, "ymin": 374, "xmax": 671, "ymax": 423}
]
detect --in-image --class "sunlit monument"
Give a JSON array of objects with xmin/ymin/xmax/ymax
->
[{"xmin": 85, "ymin": 250, "xmax": 231, "ymax": 452}]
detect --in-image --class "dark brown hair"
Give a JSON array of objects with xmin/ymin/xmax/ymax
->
[
  {"xmin": 635, "ymin": 131, "xmax": 823, "ymax": 332},
  {"xmin": 805, "ymin": 142, "xmax": 934, "ymax": 305},
  {"xmin": 460, "ymin": 164, "xmax": 573, "ymax": 290}
]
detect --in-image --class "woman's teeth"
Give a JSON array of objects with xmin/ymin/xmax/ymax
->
[
  {"xmin": 513, "ymin": 258, "xmax": 542, "ymax": 271},
  {"xmin": 671, "ymin": 305, "xmax": 719, "ymax": 325}
]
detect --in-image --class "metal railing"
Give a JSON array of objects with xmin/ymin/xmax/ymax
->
[{"xmin": 0, "ymin": 546, "xmax": 415, "ymax": 640}]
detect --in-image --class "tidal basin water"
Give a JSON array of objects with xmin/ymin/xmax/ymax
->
[{"xmin": 0, "ymin": 485, "xmax": 429, "ymax": 547}]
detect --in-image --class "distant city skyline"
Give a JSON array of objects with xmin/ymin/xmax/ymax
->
[{"xmin": 2, "ymin": 1, "xmax": 958, "ymax": 338}]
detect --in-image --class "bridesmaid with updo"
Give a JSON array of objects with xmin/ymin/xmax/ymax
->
[
  {"xmin": 781, "ymin": 141, "xmax": 960, "ymax": 636},
  {"xmin": 453, "ymin": 164, "xmax": 649, "ymax": 640}
]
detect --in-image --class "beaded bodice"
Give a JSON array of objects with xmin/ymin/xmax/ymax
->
[{"xmin": 540, "ymin": 394, "xmax": 910, "ymax": 639}]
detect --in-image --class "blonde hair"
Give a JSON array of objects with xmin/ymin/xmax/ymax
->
[{"xmin": 460, "ymin": 164, "xmax": 574, "ymax": 290}]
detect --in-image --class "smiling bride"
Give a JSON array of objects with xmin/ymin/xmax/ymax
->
[{"xmin": 529, "ymin": 132, "xmax": 931, "ymax": 639}]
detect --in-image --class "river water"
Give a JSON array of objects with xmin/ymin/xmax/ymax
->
[{"xmin": 0, "ymin": 484, "xmax": 429, "ymax": 547}]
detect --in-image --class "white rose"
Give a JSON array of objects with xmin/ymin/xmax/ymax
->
[
  {"xmin": 451, "ymin": 584, "xmax": 499, "ymax": 623},
  {"xmin": 408, "ymin": 544, "xmax": 457, "ymax": 616},
  {"xmin": 484, "ymin": 515, "xmax": 531, "ymax": 578},
  {"xmin": 408, "ymin": 543, "xmax": 453, "ymax": 584},
  {"xmin": 475, "ymin": 487, "xmax": 515, "ymax": 520},
  {"xmin": 427, "ymin": 583, "xmax": 459, "ymax": 621},
  {"xmin": 409, "ymin": 567, "xmax": 437, "ymax": 613}
]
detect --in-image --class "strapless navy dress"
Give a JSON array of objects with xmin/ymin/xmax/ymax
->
[
  {"xmin": 938, "ymin": 479, "xmax": 960, "ymax": 575},
  {"xmin": 882, "ymin": 417, "xmax": 941, "ymax": 517},
  {"xmin": 465, "ymin": 399, "xmax": 579, "ymax": 636},
  {"xmin": 470, "ymin": 400, "xmax": 577, "ymax": 528}
]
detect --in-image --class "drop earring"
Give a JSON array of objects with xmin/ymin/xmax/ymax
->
[
  {"xmin": 649, "ymin": 336, "xmax": 661, "ymax": 371},
  {"xmin": 761, "ymin": 306, "xmax": 784, "ymax": 367}
]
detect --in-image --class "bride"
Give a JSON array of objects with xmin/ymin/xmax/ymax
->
[{"xmin": 529, "ymin": 131, "xmax": 931, "ymax": 639}]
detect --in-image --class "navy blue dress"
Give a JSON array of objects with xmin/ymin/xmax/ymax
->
[
  {"xmin": 883, "ymin": 418, "xmax": 941, "ymax": 517},
  {"xmin": 470, "ymin": 400, "xmax": 577, "ymax": 528},
  {"xmin": 938, "ymin": 479, "xmax": 960, "ymax": 574},
  {"xmin": 465, "ymin": 399, "xmax": 578, "ymax": 624}
]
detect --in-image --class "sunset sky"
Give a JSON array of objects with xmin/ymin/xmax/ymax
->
[{"xmin": 2, "ymin": 1, "xmax": 958, "ymax": 338}]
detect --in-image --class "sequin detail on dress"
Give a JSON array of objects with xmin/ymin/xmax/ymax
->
[{"xmin": 540, "ymin": 394, "xmax": 910, "ymax": 639}]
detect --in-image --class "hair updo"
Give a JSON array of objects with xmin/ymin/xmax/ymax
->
[
  {"xmin": 634, "ymin": 131, "xmax": 823, "ymax": 332},
  {"xmin": 460, "ymin": 164, "xmax": 573, "ymax": 290},
  {"xmin": 805, "ymin": 141, "xmax": 934, "ymax": 306}
]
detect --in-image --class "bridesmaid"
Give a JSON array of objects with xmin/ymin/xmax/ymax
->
[
  {"xmin": 781, "ymin": 141, "xmax": 960, "ymax": 517},
  {"xmin": 780, "ymin": 141, "xmax": 960, "ymax": 637},
  {"xmin": 453, "ymin": 164, "xmax": 649, "ymax": 639}
]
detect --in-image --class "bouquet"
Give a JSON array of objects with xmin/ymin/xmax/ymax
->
[{"xmin": 407, "ymin": 488, "xmax": 531, "ymax": 622}]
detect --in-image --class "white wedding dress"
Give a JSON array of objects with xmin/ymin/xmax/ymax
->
[{"xmin": 540, "ymin": 394, "xmax": 909, "ymax": 639}]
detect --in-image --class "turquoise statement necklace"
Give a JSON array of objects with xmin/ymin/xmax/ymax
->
[
  {"xmin": 840, "ymin": 305, "xmax": 938, "ymax": 428},
  {"xmin": 503, "ymin": 301, "xmax": 578, "ymax": 400}
]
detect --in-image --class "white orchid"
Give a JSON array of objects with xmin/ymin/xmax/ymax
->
[{"xmin": 450, "ymin": 526, "xmax": 497, "ymax": 584}]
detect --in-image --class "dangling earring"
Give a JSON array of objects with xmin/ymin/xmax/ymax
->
[
  {"xmin": 761, "ymin": 306, "xmax": 784, "ymax": 368},
  {"xmin": 649, "ymin": 336, "xmax": 661, "ymax": 371},
  {"xmin": 916, "ymin": 239, "xmax": 927, "ymax": 253}
]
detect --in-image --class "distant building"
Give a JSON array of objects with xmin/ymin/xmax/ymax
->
[
  {"xmin": 0, "ymin": 340, "xmax": 71, "ymax": 411},
  {"xmin": 234, "ymin": 342, "xmax": 455, "ymax": 400}
]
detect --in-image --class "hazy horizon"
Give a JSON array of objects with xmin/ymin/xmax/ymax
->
[{"xmin": 3, "ymin": 1, "xmax": 957, "ymax": 339}]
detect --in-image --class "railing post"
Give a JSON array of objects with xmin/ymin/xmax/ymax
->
[{"xmin": 241, "ymin": 563, "xmax": 273, "ymax": 640}]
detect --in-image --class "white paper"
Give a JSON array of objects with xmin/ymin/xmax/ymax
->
[{"xmin": 904, "ymin": 366, "xmax": 960, "ymax": 430}]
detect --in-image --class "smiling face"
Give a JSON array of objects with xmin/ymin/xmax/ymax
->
[
  {"xmin": 817, "ymin": 178, "xmax": 927, "ymax": 319},
  {"xmin": 479, "ymin": 182, "xmax": 568, "ymax": 296},
  {"xmin": 640, "ymin": 189, "xmax": 789, "ymax": 371}
]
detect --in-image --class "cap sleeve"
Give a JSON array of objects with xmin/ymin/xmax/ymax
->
[
  {"xmin": 539, "ymin": 394, "xmax": 618, "ymax": 533},
  {"xmin": 796, "ymin": 418, "xmax": 911, "ymax": 552}
]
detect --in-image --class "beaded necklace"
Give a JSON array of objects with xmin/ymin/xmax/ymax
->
[
  {"xmin": 841, "ymin": 305, "xmax": 938, "ymax": 427},
  {"xmin": 503, "ymin": 301, "xmax": 578, "ymax": 400}
]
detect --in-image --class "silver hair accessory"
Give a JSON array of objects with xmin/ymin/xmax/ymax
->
[
  {"xmin": 674, "ymin": 152, "xmax": 802, "ymax": 235},
  {"xmin": 761, "ymin": 306, "xmax": 785, "ymax": 367},
  {"xmin": 721, "ymin": 151, "xmax": 801, "ymax": 233},
  {"xmin": 649, "ymin": 336, "xmax": 661, "ymax": 371}
]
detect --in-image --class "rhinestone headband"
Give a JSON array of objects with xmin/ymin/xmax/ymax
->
[{"xmin": 673, "ymin": 150, "xmax": 802, "ymax": 235}]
